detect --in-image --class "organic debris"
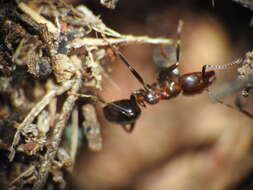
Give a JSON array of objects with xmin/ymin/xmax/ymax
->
[{"xmin": 0, "ymin": 0, "xmax": 173, "ymax": 189}]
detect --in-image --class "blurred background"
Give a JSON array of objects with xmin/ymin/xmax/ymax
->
[{"xmin": 68, "ymin": 0, "xmax": 253, "ymax": 189}]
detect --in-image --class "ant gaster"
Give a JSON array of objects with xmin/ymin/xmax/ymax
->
[{"xmin": 74, "ymin": 21, "xmax": 241, "ymax": 133}]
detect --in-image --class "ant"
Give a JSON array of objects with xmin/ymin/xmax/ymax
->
[{"xmin": 74, "ymin": 21, "xmax": 243, "ymax": 133}]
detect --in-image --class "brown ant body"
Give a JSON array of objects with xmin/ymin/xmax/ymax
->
[
  {"xmin": 102, "ymin": 48, "xmax": 215, "ymax": 132},
  {"xmin": 101, "ymin": 20, "xmax": 246, "ymax": 132},
  {"xmin": 100, "ymin": 21, "xmax": 216, "ymax": 132},
  {"xmin": 74, "ymin": 21, "xmax": 245, "ymax": 133}
]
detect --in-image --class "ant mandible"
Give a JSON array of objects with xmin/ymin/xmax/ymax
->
[{"xmin": 74, "ymin": 20, "xmax": 241, "ymax": 133}]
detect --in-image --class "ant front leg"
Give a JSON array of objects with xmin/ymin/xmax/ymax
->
[
  {"xmin": 157, "ymin": 40, "xmax": 180, "ymax": 83},
  {"xmin": 157, "ymin": 20, "xmax": 183, "ymax": 83},
  {"xmin": 157, "ymin": 63, "xmax": 179, "ymax": 84}
]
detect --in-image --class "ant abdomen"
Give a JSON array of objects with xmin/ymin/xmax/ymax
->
[
  {"xmin": 179, "ymin": 71, "xmax": 215, "ymax": 94},
  {"xmin": 102, "ymin": 96, "xmax": 141, "ymax": 125}
]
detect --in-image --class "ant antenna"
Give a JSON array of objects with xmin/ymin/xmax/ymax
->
[
  {"xmin": 159, "ymin": 19, "xmax": 183, "ymax": 66},
  {"xmin": 202, "ymin": 58, "xmax": 243, "ymax": 78}
]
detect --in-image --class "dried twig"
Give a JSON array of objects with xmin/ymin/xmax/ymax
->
[
  {"xmin": 82, "ymin": 104, "xmax": 103, "ymax": 151},
  {"xmin": 100, "ymin": 0, "xmax": 119, "ymax": 9},
  {"xmin": 9, "ymin": 80, "xmax": 74, "ymax": 161},
  {"xmin": 67, "ymin": 36, "xmax": 174, "ymax": 49},
  {"xmin": 1, "ymin": 0, "xmax": 178, "ymax": 188},
  {"xmin": 10, "ymin": 166, "xmax": 35, "ymax": 186},
  {"xmin": 32, "ymin": 72, "xmax": 82, "ymax": 190},
  {"xmin": 18, "ymin": 2, "xmax": 58, "ymax": 34},
  {"xmin": 70, "ymin": 107, "xmax": 79, "ymax": 165}
]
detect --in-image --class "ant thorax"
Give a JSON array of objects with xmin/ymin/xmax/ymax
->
[{"xmin": 145, "ymin": 90, "xmax": 160, "ymax": 104}]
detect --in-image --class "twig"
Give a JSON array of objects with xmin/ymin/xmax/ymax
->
[
  {"xmin": 76, "ymin": 5, "xmax": 122, "ymax": 38},
  {"xmin": 18, "ymin": 2, "xmax": 58, "ymax": 34},
  {"xmin": 10, "ymin": 165, "xmax": 35, "ymax": 185},
  {"xmin": 46, "ymin": 80, "xmax": 58, "ymax": 127},
  {"xmin": 67, "ymin": 36, "xmax": 174, "ymax": 49},
  {"xmin": 82, "ymin": 104, "xmax": 103, "ymax": 151},
  {"xmin": 70, "ymin": 107, "xmax": 79, "ymax": 167},
  {"xmin": 9, "ymin": 80, "xmax": 74, "ymax": 161},
  {"xmin": 37, "ymin": 110, "xmax": 50, "ymax": 136},
  {"xmin": 85, "ymin": 46, "xmax": 103, "ymax": 89},
  {"xmin": 32, "ymin": 72, "xmax": 82, "ymax": 190},
  {"xmin": 100, "ymin": 0, "xmax": 119, "ymax": 9}
]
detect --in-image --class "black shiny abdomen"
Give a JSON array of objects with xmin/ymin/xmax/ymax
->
[{"xmin": 103, "ymin": 99, "xmax": 141, "ymax": 125}]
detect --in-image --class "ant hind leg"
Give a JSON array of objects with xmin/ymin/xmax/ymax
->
[{"xmin": 121, "ymin": 123, "xmax": 135, "ymax": 133}]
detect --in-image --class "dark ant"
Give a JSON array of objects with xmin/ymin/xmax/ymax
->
[{"xmin": 73, "ymin": 21, "xmax": 243, "ymax": 133}]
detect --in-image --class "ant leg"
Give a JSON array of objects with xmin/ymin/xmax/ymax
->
[
  {"xmin": 109, "ymin": 21, "xmax": 184, "ymax": 91},
  {"xmin": 157, "ymin": 42, "xmax": 180, "ymax": 82},
  {"xmin": 121, "ymin": 122, "xmax": 135, "ymax": 133},
  {"xmin": 100, "ymin": 33, "xmax": 149, "ymax": 90},
  {"xmin": 158, "ymin": 30, "xmax": 180, "ymax": 70},
  {"xmin": 129, "ymin": 122, "xmax": 135, "ymax": 132},
  {"xmin": 157, "ymin": 20, "xmax": 183, "ymax": 83},
  {"xmin": 157, "ymin": 63, "xmax": 179, "ymax": 83},
  {"xmin": 115, "ymin": 48, "xmax": 158, "ymax": 92},
  {"xmin": 175, "ymin": 19, "xmax": 183, "ymax": 65},
  {"xmin": 117, "ymin": 52, "xmax": 147, "ymax": 87},
  {"xmin": 108, "ymin": 45, "xmax": 151, "ymax": 91}
]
